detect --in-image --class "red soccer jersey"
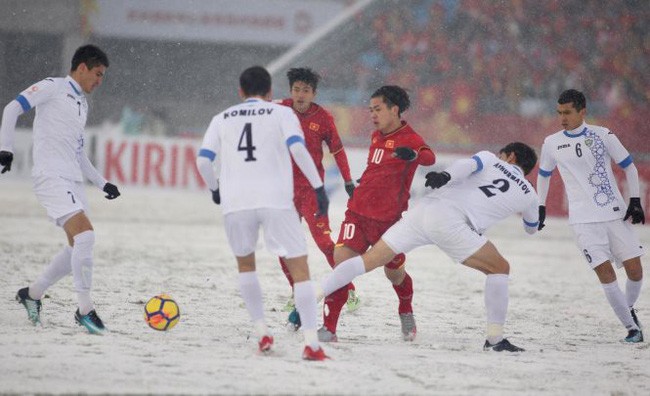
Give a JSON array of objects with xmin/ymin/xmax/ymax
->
[
  {"xmin": 281, "ymin": 99, "xmax": 352, "ymax": 189},
  {"xmin": 348, "ymin": 121, "xmax": 435, "ymax": 222}
]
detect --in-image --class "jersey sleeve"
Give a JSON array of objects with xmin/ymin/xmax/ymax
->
[
  {"xmin": 196, "ymin": 116, "xmax": 221, "ymax": 191},
  {"xmin": 521, "ymin": 194, "xmax": 540, "ymax": 234},
  {"xmin": 16, "ymin": 78, "xmax": 58, "ymax": 111},
  {"xmin": 603, "ymin": 130, "xmax": 633, "ymax": 168},
  {"xmin": 537, "ymin": 138, "xmax": 556, "ymax": 177}
]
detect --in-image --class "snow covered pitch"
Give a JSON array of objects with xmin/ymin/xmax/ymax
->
[{"xmin": 2, "ymin": 180, "xmax": 648, "ymax": 395}]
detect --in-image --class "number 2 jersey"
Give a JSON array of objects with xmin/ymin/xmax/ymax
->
[
  {"xmin": 427, "ymin": 151, "xmax": 539, "ymax": 235},
  {"xmin": 199, "ymin": 98, "xmax": 305, "ymax": 215},
  {"xmin": 538, "ymin": 122, "xmax": 632, "ymax": 224}
]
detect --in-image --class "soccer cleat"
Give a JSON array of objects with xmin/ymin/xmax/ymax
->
[
  {"xmin": 399, "ymin": 313, "xmax": 417, "ymax": 341},
  {"xmin": 74, "ymin": 309, "xmax": 106, "ymax": 334},
  {"xmin": 283, "ymin": 296, "xmax": 295, "ymax": 312},
  {"xmin": 346, "ymin": 289, "xmax": 361, "ymax": 312},
  {"xmin": 16, "ymin": 287, "xmax": 42, "ymax": 325},
  {"xmin": 483, "ymin": 338, "xmax": 525, "ymax": 352},
  {"xmin": 287, "ymin": 308, "xmax": 301, "ymax": 331},
  {"xmin": 302, "ymin": 345, "xmax": 328, "ymax": 361},
  {"xmin": 624, "ymin": 329, "xmax": 644, "ymax": 343},
  {"xmin": 317, "ymin": 326, "xmax": 338, "ymax": 342},
  {"xmin": 258, "ymin": 335, "xmax": 274, "ymax": 352},
  {"xmin": 630, "ymin": 308, "xmax": 642, "ymax": 329}
]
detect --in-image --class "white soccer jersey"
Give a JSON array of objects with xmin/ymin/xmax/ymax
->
[
  {"xmin": 427, "ymin": 151, "xmax": 539, "ymax": 234},
  {"xmin": 16, "ymin": 76, "xmax": 89, "ymax": 181},
  {"xmin": 538, "ymin": 122, "xmax": 631, "ymax": 224},
  {"xmin": 198, "ymin": 98, "xmax": 304, "ymax": 214}
]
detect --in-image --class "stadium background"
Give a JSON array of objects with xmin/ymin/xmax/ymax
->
[{"xmin": 1, "ymin": 0, "xmax": 648, "ymax": 219}]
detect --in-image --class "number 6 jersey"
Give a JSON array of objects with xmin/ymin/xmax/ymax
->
[
  {"xmin": 538, "ymin": 122, "xmax": 631, "ymax": 224},
  {"xmin": 427, "ymin": 151, "xmax": 539, "ymax": 235},
  {"xmin": 198, "ymin": 98, "xmax": 305, "ymax": 214}
]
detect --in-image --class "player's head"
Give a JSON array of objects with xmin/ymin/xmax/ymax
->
[
  {"xmin": 369, "ymin": 85, "xmax": 410, "ymax": 134},
  {"xmin": 239, "ymin": 66, "xmax": 272, "ymax": 98},
  {"xmin": 287, "ymin": 67, "xmax": 320, "ymax": 113},
  {"xmin": 499, "ymin": 142, "xmax": 537, "ymax": 175},
  {"xmin": 70, "ymin": 45, "xmax": 109, "ymax": 94},
  {"xmin": 556, "ymin": 89, "xmax": 586, "ymax": 131},
  {"xmin": 371, "ymin": 85, "xmax": 410, "ymax": 117}
]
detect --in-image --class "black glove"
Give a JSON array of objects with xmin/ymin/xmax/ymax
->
[
  {"xmin": 538, "ymin": 205, "xmax": 546, "ymax": 230},
  {"xmin": 0, "ymin": 151, "xmax": 13, "ymax": 174},
  {"xmin": 211, "ymin": 189, "xmax": 221, "ymax": 205},
  {"xmin": 314, "ymin": 186, "xmax": 329, "ymax": 217},
  {"xmin": 103, "ymin": 182, "xmax": 121, "ymax": 200},
  {"xmin": 424, "ymin": 171, "xmax": 451, "ymax": 189},
  {"xmin": 624, "ymin": 198, "xmax": 645, "ymax": 224},
  {"xmin": 392, "ymin": 146, "xmax": 417, "ymax": 161},
  {"xmin": 344, "ymin": 181, "xmax": 355, "ymax": 198}
]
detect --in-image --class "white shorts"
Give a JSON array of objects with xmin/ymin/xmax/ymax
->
[
  {"xmin": 382, "ymin": 198, "xmax": 487, "ymax": 263},
  {"xmin": 571, "ymin": 220, "xmax": 645, "ymax": 269},
  {"xmin": 224, "ymin": 208, "xmax": 307, "ymax": 259},
  {"xmin": 33, "ymin": 174, "xmax": 87, "ymax": 227}
]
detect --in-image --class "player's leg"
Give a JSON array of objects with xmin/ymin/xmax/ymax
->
[
  {"xmin": 623, "ymin": 257, "xmax": 643, "ymax": 332},
  {"xmin": 611, "ymin": 220, "xmax": 644, "ymax": 333}
]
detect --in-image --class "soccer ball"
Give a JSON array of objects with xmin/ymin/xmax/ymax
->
[{"xmin": 144, "ymin": 294, "xmax": 180, "ymax": 331}]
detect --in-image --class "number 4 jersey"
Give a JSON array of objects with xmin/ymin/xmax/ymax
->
[
  {"xmin": 538, "ymin": 122, "xmax": 631, "ymax": 224},
  {"xmin": 427, "ymin": 151, "xmax": 539, "ymax": 235},
  {"xmin": 199, "ymin": 98, "xmax": 305, "ymax": 214}
]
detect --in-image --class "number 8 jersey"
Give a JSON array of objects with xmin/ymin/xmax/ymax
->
[
  {"xmin": 199, "ymin": 98, "xmax": 304, "ymax": 214},
  {"xmin": 538, "ymin": 122, "xmax": 632, "ymax": 224}
]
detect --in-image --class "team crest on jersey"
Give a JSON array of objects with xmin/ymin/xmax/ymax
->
[
  {"xmin": 309, "ymin": 122, "xmax": 320, "ymax": 131},
  {"xmin": 585, "ymin": 138, "xmax": 593, "ymax": 147},
  {"xmin": 385, "ymin": 140, "xmax": 395, "ymax": 148}
]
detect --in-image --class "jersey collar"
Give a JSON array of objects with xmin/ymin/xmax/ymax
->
[
  {"xmin": 66, "ymin": 76, "xmax": 83, "ymax": 97},
  {"xmin": 563, "ymin": 122, "xmax": 587, "ymax": 138}
]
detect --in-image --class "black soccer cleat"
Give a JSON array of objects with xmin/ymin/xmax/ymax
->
[
  {"xmin": 75, "ymin": 309, "xmax": 106, "ymax": 334},
  {"xmin": 624, "ymin": 329, "xmax": 644, "ymax": 343},
  {"xmin": 16, "ymin": 287, "xmax": 42, "ymax": 325},
  {"xmin": 483, "ymin": 338, "xmax": 525, "ymax": 352}
]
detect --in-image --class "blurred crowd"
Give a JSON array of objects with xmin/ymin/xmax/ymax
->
[{"xmin": 355, "ymin": 0, "xmax": 649, "ymax": 117}]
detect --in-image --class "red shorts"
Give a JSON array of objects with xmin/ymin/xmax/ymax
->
[{"xmin": 336, "ymin": 209, "xmax": 406, "ymax": 269}]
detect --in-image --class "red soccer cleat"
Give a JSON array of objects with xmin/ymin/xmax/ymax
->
[
  {"xmin": 258, "ymin": 335, "xmax": 274, "ymax": 353},
  {"xmin": 302, "ymin": 346, "xmax": 329, "ymax": 361}
]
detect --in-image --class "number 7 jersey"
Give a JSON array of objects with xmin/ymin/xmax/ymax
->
[
  {"xmin": 538, "ymin": 123, "xmax": 631, "ymax": 224},
  {"xmin": 199, "ymin": 98, "xmax": 304, "ymax": 214}
]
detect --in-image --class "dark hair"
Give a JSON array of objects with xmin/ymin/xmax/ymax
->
[
  {"xmin": 499, "ymin": 142, "xmax": 537, "ymax": 175},
  {"xmin": 287, "ymin": 67, "xmax": 320, "ymax": 91},
  {"xmin": 371, "ymin": 85, "xmax": 410, "ymax": 116},
  {"xmin": 240, "ymin": 66, "xmax": 271, "ymax": 97},
  {"xmin": 558, "ymin": 89, "xmax": 586, "ymax": 112},
  {"xmin": 71, "ymin": 45, "xmax": 109, "ymax": 71}
]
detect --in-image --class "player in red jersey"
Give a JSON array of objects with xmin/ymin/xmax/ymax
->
[
  {"xmin": 278, "ymin": 68, "xmax": 360, "ymax": 317},
  {"xmin": 318, "ymin": 85, "xmax": 436, "ymax": 342}
]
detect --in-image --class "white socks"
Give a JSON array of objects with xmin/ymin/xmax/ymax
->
[
  {"xmin": 30, "ymin": 246, "xmax": 73, "ymax": 300},
  {"xmin": 294, "ymin": 280, "xmax": 319, "ymax": 349},
  {"xmin": 626, "ymin": 278, "xmax": 642, "ymax": 309},
  {"xmin": 485, "ymin": 274, "xmax": 509, "ymax": 344},
  {"xmin": 238, "ymin": 271, "xmax": 268, "ymax": 338},
  {"xmin": 321, "ymin": 256, "xmax": 366, "ymax": 297},
  {"xmin": 602, "ymin": 281, "xmax": 638, "ymax": 330},
  {"xmin": 72, "ymin": 231, "xmax": 95, "ymax": 315}
]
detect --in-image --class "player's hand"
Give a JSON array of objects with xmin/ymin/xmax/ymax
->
[
  {"xmin": 344, "ymin": 180, "xmax": 355, "ymax": 198},
  {"xmin": 211, "ymin": 189, "xmax": 221, "ymax": 205},
  {"xmin": 424, "ymin": 171, "xmax": 450, "ymax": 189},
  {"xmin": 538, "ymin": 205, "xmax": 546, "ymax": 230},
  {"xmin": 624, "ymin": 198, "xmax": 645, "ymax": 224},
  {"xmin": 392, "ymin": 146, "xmax": 417, "ymax": 161},
  {"xmin": 314, "ymin": 186, "xmax": 329, "ymax": 217},
  {"xmin": 0, "ymin": 151, "xmax": 13, "ymax": 174},
  {"xmin": 103, "ymin": 182, "xmax": 121, "ymax": 200}
]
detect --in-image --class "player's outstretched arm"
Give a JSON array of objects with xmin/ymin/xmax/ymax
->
[{"xmin": 0, "ymin": 100, "xmax": 26, "ymax": 174}]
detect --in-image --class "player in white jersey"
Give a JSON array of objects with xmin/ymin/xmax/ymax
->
[
  {"xmin": 537, "ymin": 89, "xmax": 645, "ymax": 343},
  {"xmin": 313, "ymin": 142, "xmax": 539, "ymax": 352},
  {"xmin": 196, "ymin": 66, "xmax": 329, "ymax": 361},
  {"xmin": 0, "ymin": 45, "xmax": 120, "ymax": 334}
]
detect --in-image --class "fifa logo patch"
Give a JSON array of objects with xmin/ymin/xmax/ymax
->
[
  {"xmin": 309, "ymin": 122, "xmax": 320, "ymax": 131},
  {"xmin": 585, "ymin": 138, "xmax": 593, "ymax": 147},
  {"xmin": 385, "ymin": 140, "xmax": 395, "ymax": 148}
]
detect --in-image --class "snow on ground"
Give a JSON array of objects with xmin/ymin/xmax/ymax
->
[{"xmin": 1, "ymin": 179, "xmax": 649, "ymax": 395}]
